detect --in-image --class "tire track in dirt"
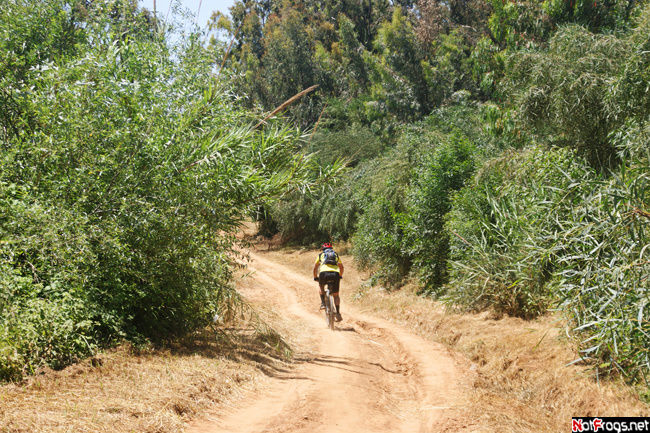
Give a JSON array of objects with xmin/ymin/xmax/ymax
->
[{"xmin": 188, "ymin": 250, "xmax": 471, "ymax": 433}]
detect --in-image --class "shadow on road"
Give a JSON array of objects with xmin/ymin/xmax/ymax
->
[{"xmin": 134, "ymin": 326, "xmax": 294, "ymax": 378}]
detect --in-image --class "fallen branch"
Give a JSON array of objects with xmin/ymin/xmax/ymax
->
[
  {"xmin": 254, "ymin": 85, "xmax": 319, "ymax": 130},
  {"xmin": 181, "ymin": 85, "xmax": 319, "ymax": 174}
]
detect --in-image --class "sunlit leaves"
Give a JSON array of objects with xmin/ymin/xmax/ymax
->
[{"xmin": 0, "ymin": 0, "xmax": 319, "ymax": 380}]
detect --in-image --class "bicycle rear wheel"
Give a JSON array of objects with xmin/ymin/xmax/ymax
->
[
  {"xmin": 323, "ymin": 296, "xmax": 331, "ymax": 327},
  {"xmin": 327, "ymin": 294, "xmax": 336, "ymax": 330},
  {"xmin": 323, "ymin": 286, "xmax": 335, "ymax": 330}
]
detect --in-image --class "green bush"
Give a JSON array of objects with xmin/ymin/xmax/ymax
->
[
  {"xmin": 553, "ymin": 122, "xmax": 650, "ymax": 381},
  {"xmin": 307, "ymin": 126, "xmax": 385, "ymax": 167},
  {"xmin": 0, "ymin": 0, "xmax": 319, "ymax": 380},
  {"xmin": 506, "ymin": 24, "xmax": 628, "ymax": 167},
  {"xmin": 608, "ymin": 6, "xmax": 650, "ymax": 122},
  {"xmin": 444, "ymin": 135, "xmax": 650, "ymax": 381},
  {"xmin": 441, "ymin": 4, "xmax": 650, "ymax": 379},
  {"xmin": 405, "ymin": 133, "xmax": 476, "ymax": 294},
  {"xmin": 445, "ymin": 146, "xmax": 594, "ymax": 318},
  {"xmin": 350, "ymin": 140, "xmax": 414, "ymax": 286},
  {"xmin": 543, "ymin": 0, "xmax": 637, "ymax": 31},
  {"xmin": 351, "ymin": 107, "xmax": 481, "ymax": 287}
]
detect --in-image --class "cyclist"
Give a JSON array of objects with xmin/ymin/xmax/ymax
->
[{"xmin": 313, "ymin": 242, "xmax": 344, "ymax": 321}]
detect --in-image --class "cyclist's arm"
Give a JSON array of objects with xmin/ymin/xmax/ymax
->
[{"xmin": 338, "ymin": 260, "xmax": 344, "ymax": 278}]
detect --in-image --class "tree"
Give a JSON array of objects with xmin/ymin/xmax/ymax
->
[
  {"xmin": 507, "ymin": 24, "xmax": 628, "ymax": 167},
  {"xmin": 261, "ymin": 8, "xmax": 320, "ymax": 126},
  {"xmin": 0, "ymin": 0, "xmax": 326, "ymax": 380}
]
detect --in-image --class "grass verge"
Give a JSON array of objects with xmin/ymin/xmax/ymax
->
[
  {"xmin": 0, "ymin": 324, "xmax": 290, "ymax": 433},
  {"xmin": 352, "ymin": 282, "xmax": 649, "ymax": 432}
]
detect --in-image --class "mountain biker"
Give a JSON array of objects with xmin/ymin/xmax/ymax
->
[{"xmin": 313, "ymin": 242, "xmax": 344, "ymax": 322}]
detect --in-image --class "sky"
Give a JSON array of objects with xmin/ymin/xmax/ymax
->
[{"xmin": 138, "ymin": 0, "xmax": 235, "ymax": 29}]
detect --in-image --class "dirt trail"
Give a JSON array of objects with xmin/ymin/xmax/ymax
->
[{"xmin": 188, "ymin": 249, "xmax": 473, "ymax": 433}]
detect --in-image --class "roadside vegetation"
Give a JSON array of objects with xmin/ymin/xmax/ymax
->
[
  {"xmin": 221, "ymin": 0, "xmax": 650, "ymax": 385},
  {"xmin": 1, "ymin": 0, "xmax": 648, "ymax": 396},
  {"xmin": 0, "ymin": 0, "xmax": 328, "ymax": 381}
]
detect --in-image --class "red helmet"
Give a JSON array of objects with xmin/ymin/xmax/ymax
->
[{"xmin": 321, "ymin": 242, "xmax": 332, "ymax": 249}]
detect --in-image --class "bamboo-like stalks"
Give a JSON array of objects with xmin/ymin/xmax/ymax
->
[
  {"xmin": 308, "ymin": 102, "xmax": 327, "ymax": 143},
  {"xmin": 196, "ymin": 0, "xmax": 203, "ymax": 26},
  {"xmin": 216, "ymin": 23, "xmax": 242, "ymax": 80},
  {"xmin": 254, "ymin": 85, "xmax": 319, "ymax": 130},
  {"xmin": 165, "ymin": 0, "xmax": 172, "ymax": 23}
]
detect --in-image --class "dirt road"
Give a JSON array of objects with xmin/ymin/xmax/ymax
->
[{"xmin": 188, "ymin": 249, "xmax": 474, "ymax": 433}]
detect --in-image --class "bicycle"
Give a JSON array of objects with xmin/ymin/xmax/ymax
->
[{"xmin": 315, "ymin": 277, "xmax": 339, "ymax": 330}]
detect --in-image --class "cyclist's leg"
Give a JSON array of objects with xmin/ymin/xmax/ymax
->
[
  {"xmin": 332, "ymin": 275, "xmax": 340, "ymax": 305},
  {"xmin": 330, "ymin": 275, "xmax": 341, "ymax": 319},
  {"xmin": 318, "ymin": 274, "xmax": 326, "ymax": 308}
]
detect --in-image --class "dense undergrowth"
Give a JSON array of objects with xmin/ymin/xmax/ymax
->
[
  {"xmin": 235, "ymin": 0, "xmax": 650, "ymax": 383},
  {"xmin": 2, "ymin": 0, "xmax": 649, "ymax": 388},
  {"xmin": 0, "ymin": 0, "xmax": 326, "ymax": 381}
]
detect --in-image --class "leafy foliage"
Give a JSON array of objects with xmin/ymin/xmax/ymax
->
[
  {"xmin": 0, "ymin": 0, "xmax": 322, "ymax": 380},
  {"xmin": 543, "ymin": 0, "xmax": 638, "ymax": 31},
  {"xmin": 243, "ymin": 0, "xmax": 650, "ymax": 383},
  {"xmin": 507, "ymin": 25, "xmax": 628, "ymax": 167},
  {"xmin": 444, "ymin": 130, "xmax": 649, "ymax": 377},
  {"xmin": 351, "ymin": 152, "xmax": 412, "ymax": 286},
  {"xmin": 406, "ymin": 132, "xmax": 476, "ymax": 293},
  {"xmin": 351, "ymin": 107, "xmax": 481, "ymax": 288},
  {"xmin": 445, "ymin": 146, "xmax": 595, "ymax": 318},
  {"xmin": 553, "ymin": 123, "xmax": 650, "ymax": 380}
]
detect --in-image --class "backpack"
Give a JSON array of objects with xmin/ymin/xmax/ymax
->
[{"xmin": 321, "ymin": 248, "xmax": 338, "ymax": 266}]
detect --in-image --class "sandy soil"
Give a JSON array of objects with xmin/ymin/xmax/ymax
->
[
  {"xmin": 188, "ymin": 247, "xmax": 478, "ymax": 433},
  {"xmin": 220, "ymin": 244, "xmax": 648, "ymax": 433},
  {"xmin": 2, "ymin": 237, "xmax": 645, "ymax": 433}
]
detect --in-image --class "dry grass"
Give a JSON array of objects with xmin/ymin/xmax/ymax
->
[
  {"xmin": 0, "ymin": 326, "xmax": 291, "ymax": 433},
  {"xmin": 258, "ymin": 246, "xmax": 649, "ymax": 432},
  {"xmin": 248, "ymin": 240, "xmax": 650, "ymax": 431},
  {"xmin": 4, "ymin": 238, "xmax": 647, "ymax": 433},
  {"xmin": 351, "ymin": 283, "xmax": 650, "ymax": 432}
]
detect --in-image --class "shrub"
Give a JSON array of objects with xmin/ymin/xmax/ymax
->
[
  {"xmin": 405, "ymin": 133, "xmax": 476, "ymax": 294},
  {"xmin": 351, "ymin": 107, "xmax": 482, "ymax": 288},
  {"xmin": 553, "ymin": 121, "xmax": 650, "ymax": 381},
  {"xmin": 445, "ymin": 146, "xmax": 594, "ymax": 318},
  {"xmin": 445, "ymin": 134, "xmax": 650, "ymax": 381},
  {"xmin": 608, "ymin": 5, "xmax": 650, "ymax": 122},
  {"xmin": 351, "ymin": 152, "xmax": 412, "ymax": 287},
  {"xmin": 506, "ymin": 25, "xmax": 628, "ymax": 168},
  {"xmin": 0, "ymin": 1, "xmax": 318, "ymax": 380}
]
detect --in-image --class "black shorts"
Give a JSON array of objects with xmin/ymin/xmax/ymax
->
[{"xmin": 319, "ymin": 271, "xmax": 341, "ymax": 293}]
